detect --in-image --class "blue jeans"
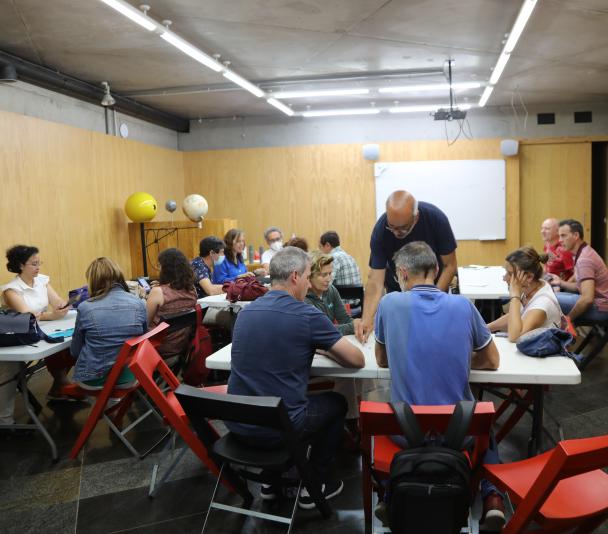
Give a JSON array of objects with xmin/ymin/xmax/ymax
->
[
  {"xmin": 234, "ymin": 392, "xmax": 347, "ymax": 483},
  {"xmin": 556, "ymin": 292, "xmax": 608, "ymax": 322}
]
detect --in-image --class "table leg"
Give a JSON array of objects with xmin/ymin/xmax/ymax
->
[
  {"xmin": 18, "ymin": 363, "xmax": 58, "ymax": 462},
  {"xmin": 528, "ymin": 385, "xmax": 543, "ymax": 457}
]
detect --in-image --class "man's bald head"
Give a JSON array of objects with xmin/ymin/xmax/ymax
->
[
  {"xmin": 541, "ymin": 218, "xmax": 559, "ymax": 243},
  {"xmin": 385, "ymin": 191, "xmax": 419, "ymax": 238}
]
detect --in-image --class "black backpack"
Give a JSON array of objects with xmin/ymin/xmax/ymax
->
[
  {"xmin": 387, "ymin": 400, "xmax": 476, "ymax": 534},
  {"xmin": 0, "ymin": 310, "xmax": 65, "ymax": 347}
]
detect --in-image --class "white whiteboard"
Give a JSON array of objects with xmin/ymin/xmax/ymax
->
[{"xmin": 374, "ymin": 160, "xmax": 506, "ymax": 240}]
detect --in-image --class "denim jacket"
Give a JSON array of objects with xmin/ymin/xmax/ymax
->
[{"xmin": 71, "ymin": 286, "xmax": 147, "ymax": 382}]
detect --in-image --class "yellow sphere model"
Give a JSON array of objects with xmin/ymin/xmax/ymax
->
[{"xmin": 124, "ymin": 192, "xmax": 158, "ymax": 222}]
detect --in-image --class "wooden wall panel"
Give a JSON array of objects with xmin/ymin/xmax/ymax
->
[
  {"xmin": 0, "ymin": 110, "xmax": 185, "ymax": 297},
  {"xmin": 183, "ymin": 139, "xmax": 520, "ymax": 274},
  {"xmin": 519, "ymin": 142, "xmax": 591, "ymax": 250}
]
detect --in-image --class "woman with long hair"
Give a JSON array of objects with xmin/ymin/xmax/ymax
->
[
  {"xmin": 147, "ymin": 248, "xmax": 198, "ymax": 359},
  {"xmin": 212, "ymin": 228, "xmax": 253, "ymax": 283},
  {"xmin": 71, "ymin": 257, "xmax": 147, "ymax": 388}
]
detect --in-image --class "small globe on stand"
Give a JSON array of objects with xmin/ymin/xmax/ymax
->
[
  {"xmin": 165, "ymin": 200, "xmax": 177, "ymax": 213},
  {"xmin": 124, "ymin": 192, "xmax": 157, "ymax": 222},
  {"xmin": 182, "ymin": 194, "xmax": 208, "ymax": 226}
]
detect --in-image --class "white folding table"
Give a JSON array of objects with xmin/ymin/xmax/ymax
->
[
  {"xmin": 206, "ymin": 334, "xmax": 581, "ymax": 456},
  {"xmin": 0, "ymin": 311, "xmax": 76, "ymax": 460}
]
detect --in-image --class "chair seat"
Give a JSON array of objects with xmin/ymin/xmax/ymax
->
[
  {"xmin": 213, "ymin": 433, "xmax": 292, "ymax": 469},
  {"xmin": 373, "ymin": 435, "xmax": 401, "ymax": 474},
  {"xmin": 485, "ymin": 455, "xmax": 608, "ymax": 520}
]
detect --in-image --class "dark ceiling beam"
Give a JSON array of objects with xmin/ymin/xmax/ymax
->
[
  {"xmin": 123, "ymin": 67, "xmax": 447, "ymax": 97},
  {"xmin": 0, "ymin": 50, "xmax": 189, "ymax": 132}
]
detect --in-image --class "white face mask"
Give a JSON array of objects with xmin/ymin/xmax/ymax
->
[{"xmin": 270, "ymin": 241, "xmax": 283, "ymax": 252}]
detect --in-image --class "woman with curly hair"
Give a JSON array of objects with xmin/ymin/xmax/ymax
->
[{"xmin": 146, "ymin": 248, "xmax": 198, "ymax": 359}]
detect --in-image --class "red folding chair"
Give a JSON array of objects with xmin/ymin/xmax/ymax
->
[
  {"xmin": 69, "ymin": 323, "xmax": 170, "ymax": 460},
  {"xmin": 483, "ymin": 434, "xmax": 608, "ymax": 533},
  {"xmin": 359, "ymin": 400, "xmax": 496, "ymax": 528},
  {"xmin": 128, "ymin": 338, "xmax": 234, "ymax": 496}
]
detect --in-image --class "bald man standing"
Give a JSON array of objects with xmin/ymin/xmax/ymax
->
[
  {"xmin": 541, "ymin": 218, "xmax": 574, "ymax": 280},
  {"xmin": 356, "ymin": 190, "xmax": 457, "ymax": 342}
]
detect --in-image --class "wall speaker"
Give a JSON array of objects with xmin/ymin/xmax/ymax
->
[
  {"xmin": 500, "ymin": 139, "xmax": 519, "ymax": 157},
  {"xmin": 362, "ymin": 143, "xmax": 380, "ymax": 161}
]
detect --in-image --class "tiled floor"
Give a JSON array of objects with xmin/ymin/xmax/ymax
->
[{"xmin": 2, "ymin": 349, "xmax": 608, "ymax": 534}]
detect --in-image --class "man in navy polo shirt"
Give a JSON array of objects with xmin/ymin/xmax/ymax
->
[
  {"xmin": 356, "ymin": 190, "xmax": 457, "ymax": 343},
  {"xmin": 374, "ymin": 241, "xmax": 505, "ymax": 531},
  {"xmin": 228, "ymin": 246, "xmax": 365, "ymax": 508}
]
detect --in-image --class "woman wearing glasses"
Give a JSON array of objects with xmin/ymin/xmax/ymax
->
[{"xmin": 1, "ymin": 245, "xmax": 81, "ymax": 428}]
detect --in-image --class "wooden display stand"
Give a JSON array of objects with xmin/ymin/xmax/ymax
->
[{"xmin": 128, "ymin": 218, "xmax": 238, "ymax": 278}]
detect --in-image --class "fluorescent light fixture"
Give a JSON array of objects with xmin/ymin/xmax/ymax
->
[
  {"xmin": 223, "ymin": 70, "xmax": 265, "ymax": 98},
  {"xmin": 267, "ymin": 98, "xmax": 294, "ymax": 116},
  {"xmin": 478, "ymin": 86, "xmax": 494, "ymax": 107},
  {"xmin": 160, "ymin": 31, "xmax": 223, "ymax": 72},
  {"xmin": 270, "ymin": 88, "xmax": 369, "ymax": 99},
  {"xmin": 301, "ymin": 108, "xmax": 381, "ymax": 118},
  {"xmin": 489, "ymin": 52, "xmax": 511, "ymax": 85},
  {"xmin": 504, "ymin": 0, "xmax": 538, "ymax": 53},
  {"xmin": 379, "ymin": 82, "xmax": 482, "ymax": 93},
  {"xmin": 388, "ymin": 104, "xmax": 473, "ymax": 114},
  {"xmin": 98, "ymin": 0, "xmax": 158, "ymax": 31}
]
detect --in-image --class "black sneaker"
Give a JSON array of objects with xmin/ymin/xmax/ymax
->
[
  {"xmin": 298, "ymin": 480, "xmax": 344, "ymax": 510},
  {"xmin": 260, "ymin": 484, "xmax": 279, "ymax": 500}
]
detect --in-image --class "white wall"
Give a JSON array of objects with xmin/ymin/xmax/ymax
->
[
  {"xmin": 0, "ymin": 81, "xmax": 178, "ymax": 150},
  {"xmin": 178, "ymin": 102, "xmax": 608, "ymax": 151}
]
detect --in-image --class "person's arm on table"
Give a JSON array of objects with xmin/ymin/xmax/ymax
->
[
  {"xmin": 355, "ymin": 267, "xmax": 385, "ymax": 343},
  {"xmin": 436, "ymin": 250, "xmax": 457, "ymax": 292},
  {"xmin": 199, "ymin": 277, "xmax": 224, "ymax": 296},
  {"xmin": 3, "ymin": 288, "xmax": 67, "ymax": 321},
  {"xmin": 375, "ymin": 341, "xmax": 388, "ymax": 368},
  {"xmin": 487, "ymin": 313, "xmax": 508, "ymax": 332},
  {"xmin": 325, "ymin": 338, "xmax": 365, "ymax": 368},
  {"xmin": 471, "ymin": 339, "xmax": 500, "ymax": 370},
  {"xmin": 565, "ymin": 279, "xmax": 595, "ymax": 321}
]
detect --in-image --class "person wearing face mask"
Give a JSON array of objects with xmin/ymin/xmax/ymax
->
[
  {"xmin": 191, "ymin": 236, "xmax": 232, "ymax": 328},
  {"xmin": 487, "ymin": 246, "xmax": 562, "ymax": 342},
  {"xmin": 191, "ymin": 236, "xmax": 227, "ymax": 298},
  {"xmin": 356, "ymin": 190, "xmax": 457, "ymax": 343},
  {"xmin": 261, "ymin": 226, "xmax": 284, "ymax": 273},
  {"xmin": 213, "ymin": 229, "xmax": 254, "ymax": 284}
]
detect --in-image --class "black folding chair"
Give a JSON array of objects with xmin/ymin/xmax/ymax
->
[
  {"xmin": 573, "ymin": 318, "xmax": 608, "ymax": 370},
  {"xmin": 334, "ymin": 284, "xmax": 364, "ymax": 318},
  {"xmin": 174, "ymin": 384, "xmax": 332, "ymax": 533}
]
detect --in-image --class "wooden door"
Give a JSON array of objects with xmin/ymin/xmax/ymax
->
[{"xmin": 520, "ymin": 142, "xmax": 592, "ymax": 250}]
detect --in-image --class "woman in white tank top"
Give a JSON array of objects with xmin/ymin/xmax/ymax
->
[{"xmin": 487, "ymin": 246, "xmax": 562, "ymax": 342}]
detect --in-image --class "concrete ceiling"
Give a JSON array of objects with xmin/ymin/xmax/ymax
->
[{"xmin": 0, "ymin": 0, "xmax": 606, "ymax": 122}]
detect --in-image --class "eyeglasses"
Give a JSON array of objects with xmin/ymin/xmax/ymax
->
[
  {"xmin": 268, "ymin": 237, "xmax": 282, "ymax": 243},
  {"xmin": 385, "ymin": 213, "xmax": 419, "ymax": 238},
  {"xmin": 26, "ymin": 261, "xmax": 43, "ymax": 267}
]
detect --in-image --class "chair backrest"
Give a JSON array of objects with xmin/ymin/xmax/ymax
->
[
  {"xmin": 160, "ymin": 306, "xmax": 198, "ymax": 335},
  {"xmin": 124, "ymin": 321, "xmax": 170, "ymax": 350},
  {"xmin": 129, "ymin": 339, "xmax": 181, "ymax": 398},
  {"xmin": 360, "ymin": 401, "xmax": 495, "ymax": 437},
  {"xmin": 334, "ymin": 284, "xmax": 364, "ymax": 305},
  {"xmin": 552, "ymin": 434, "xmax": 608, "ymax": 479},
  {"xmin": 360, "ymin": 401, "xmax": 495, "ymax": 467},
  {"xmin": 175, "ymin": 384, "xmax": 292, "ymax": 433}
]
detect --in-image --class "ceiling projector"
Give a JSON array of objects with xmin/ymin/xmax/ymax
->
[{"xmin": 433, "ymin": 108, "xmax": 467, "ymax": 121}]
